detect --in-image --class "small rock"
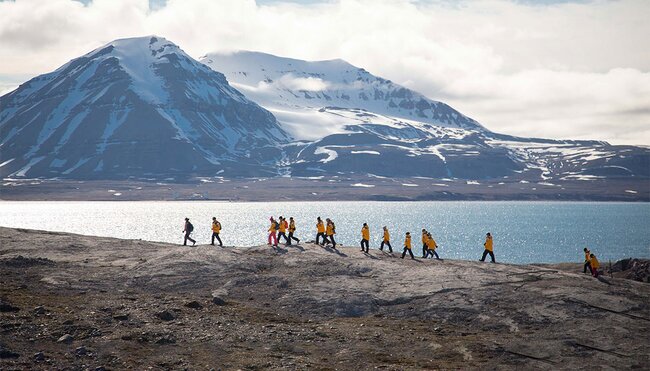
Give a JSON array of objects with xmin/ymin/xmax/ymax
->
[
  {"xmin": 33, "ymin": 306, "xmax": 46, "ymax": 315},
  {"xmin": 112, "ymin": 314, "xmax": 129, "ymax": 321},
  {"xmin": 155, "ymin": 335, "xmax": 176, "ymax": 344},
  {"xmin": 0, "ymin": 299, "xmax": 19, "ymax": 313},
  {"xmin": 74, "ymin": 346, "xmax": 87, "ymax": 356},
  {"xmin": 155, "ymin": 310, "xmax": 176, "ymax": 321},
  {"xmin": 211, "ymin": 296, "xmax": 226, "ymax": 306},
  {"xmin": 33, "ymin": 351, "xmax": 45, "ymax": 361},
  {"xmin": 184, "ymin": 301, "xmax": 203, "ymax": 309},
  {"xmin": 57, "ymin": 334, "xmax": 74, "ymax": 344}
]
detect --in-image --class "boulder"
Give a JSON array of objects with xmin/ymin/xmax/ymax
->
[
  {"xmin": 211, "ymin": 296, "xmax": 227, "ymax": 306},
  {"xmin": 0, "ymin": 299, "xmax": 19, "ymax": 312},
  {"xmin": 57, "ymin": 334, "xmax": 74, "ymax": 344},
  {"xmin": 184, "ymin": 300, "xmax": 203, "ymax": 309},
  {"xmin": 155, "ymin": 310, "xmax": 176, "ymax": 321},
  {"xmin": 0, "ymin": 345, "xmax": 19, "ymax": 359}
]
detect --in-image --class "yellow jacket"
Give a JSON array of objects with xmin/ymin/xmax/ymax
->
[
  {"xmin": 383, "ymin": 230, "xmax": 390, "ymax": 242},
  {"xmin": 268, "ymin": 222, "xmax": 276, "ymax": 233},
  {"xmin": 484, "ymin": 236, "xmax": 493, "ymax": 252},
  {"xmin": 317, "ymin": 221, "xmax": 325, "ymax": 233},
  {"xmin": 362, "ymin": 226, "xmax": 370, "ymax": 240},
  {"xmin": 405, "ymin": 235, "xmax": 412, "ymax": 249},
  {"xmin": 289, "ymin": 221, "xmax": 296, "ymax": 232},
  {"xmin": 427, "ymin": 237, "xmax": 437, "ymax": 250},
  {"xmin": 584, "ymin": 250, "xmax": 591, "ymax": 262},
  {"xmin": 279, "ymin": 220, "xmax": 286, "ymax": 233},
  {"xmin": 212, "ymin": 222, "xmax": 221, "ymax": 233},
  {"xmin": 326, "ymin": 224, "xmax": 334, "ymax": 236},
  {"xmin": 422, "ymin": 232, "xmax": 428, "ymax": 244},
  {"xmin": 590, "ymin": 256, "xmax": 600, "ymax": 269}
]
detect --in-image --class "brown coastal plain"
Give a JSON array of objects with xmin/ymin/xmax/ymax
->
[{"xmin": 0, "ymin": 227, "xmax": 649, "ymax": 370}]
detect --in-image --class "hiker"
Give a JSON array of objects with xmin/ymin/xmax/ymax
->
[
  {"xmin": 316, "ymin": 217, "xmax": 326, "ymax": 245},
  {"xmin": 583, "ymin": 248, "xmax": 592, "ymax": 274},
  {"xmin": 325, "ymin": 218, "xmax": 337, "ymax": 248},
  {"xmin": 268, "ymin": 217, "xmax": 278, "ymax": 248},
  {"xmin": 421, "ymin": 229, "xmax": 429, "ymax": 258},
  {"xmin": 360, "ymin": 223, "xmax": 370, "ymax": 252},
  {"xmin": 287, "ymin": 217, "xmax": 300, "ymax": 245},
  {"xmin": 401, "ymin": 232, "xmax": 414, "ymax": 259},
  {"xmin": 590, "ymin": 253, "xmax": 600, "ymax": 278},
  {"xmin": 425, "ymin": 232, "xmax": 440, "ymax": 259},
  {"xmin": 182, "ymin": 217, "xmax": 196, "ymax": 246},
  {"xmin": 277, "ymin": 216, "xmax": 289, "ymax": 245},
  {"xmin": 211, "ymin": 217, "xmax": 223, "ymax": 247},
  {"xmin": 380, "ymin": 226, "xmax": 392, "ymax": 252},
  {"xmin": 479, "ymin": 232, "xmax": 495, "ymax": 263}
]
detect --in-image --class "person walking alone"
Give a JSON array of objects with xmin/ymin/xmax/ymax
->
[
  {"xmin": 479, "ymin": 232, "xmax": 495, "ymax": 263},
  {"xmin": 380, "ymin": 226, "xmax": 392, "ymax": 253},
  {"xmin": 268, "ymin": 217, "xmax": 278, "ymax": 248},
  {"xmin": 360, "ymin": 223, "xmax": 370, "ymax": 252},
  {"xmin": 287, "ymin": 217, "xmax": 300, "ymax": 246},
  {"xmin": 401, "ymin": 232, "xmax": 415, "ymax": 260},
  {"xmin": 183, "ymin": 217, "xmax": 196, "ymax": 246},
  {"xmin": 316, "ymin": 217, "xmax": 326, "ymax": 246},
  {"xmin": 211, "ymin": 217, "xmax": 223, "ymax": 247}
]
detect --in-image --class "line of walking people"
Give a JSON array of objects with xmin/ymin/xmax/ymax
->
[{"xmin": 182, "ymin": 216, "xmax": 496, "ymax": 263}]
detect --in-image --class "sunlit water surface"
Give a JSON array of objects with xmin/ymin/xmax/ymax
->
[{"xmin": 1, "ymin": 201, "xmax": 648, "ymax": 264}]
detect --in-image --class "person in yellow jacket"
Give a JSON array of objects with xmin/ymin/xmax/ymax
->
[
  {"xmin": 583, "ymin": 248, "xmax": 592, "ymax": 274},
  {"xmin": 268, "ymin": 217, "xmax": 278, "ymax": 248},
  {"xmin": 211, "ymin": 217, "xmax": 223, "ymax": 247},
  {"xmin": 425, "ymin": 232, "xmax": 440, "ymax": 260},
  {"xmin": 590, "ymin": 253, "xmax": 600, "ymax": 278},
  {"xmin": 360, "ymin": 223, "xmax": 370, "ymax": 252},
  {"xmin": 325, "ymin": 218, "xmax": 337, "ymax": 248},
  {"xmin": 401, "ymin": 232, "xmax": 415, "ymax": 260},
  {"xmin": 479, "ymin": 232, "xmax": 495, "ymax": 263},
  {"xmin": 421, "ymin": 229, "xmax": 429, "ymax": 258},
  {"xmin": 380, "ymin": 226, "xmax": 392, "ymax": 253},
  {"xmin": 287, "ymin": 217, "xmax": 300, "ymax": 246},
  {"xmin": 277, "ymin": 216, "xmax": 289, "ymax": 245},
  {"xmin": 316, "ymin": 217, "xmax": 326, "ymax": 246}
]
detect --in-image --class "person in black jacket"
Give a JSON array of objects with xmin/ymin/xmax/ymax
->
[{"xmin": 183, "ymin": 217, "xmax": 196, "ymax": 246}]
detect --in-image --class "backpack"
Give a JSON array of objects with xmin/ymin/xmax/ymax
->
[
  {"xmin": 187, "ymin": 222, "xmax": 194, "ymax": 232},
  {"xmin": 274, "ymin": 221, "xmax": 280, "ymax": 231},
  {"xmin": 331, "ymin": 222, "xmax": 336, "ymax": 234}
]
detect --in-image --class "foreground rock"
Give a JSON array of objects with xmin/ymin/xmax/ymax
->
[{"xmin": 0, "ymin": 227, "xmax": 648, "ymax": 369}]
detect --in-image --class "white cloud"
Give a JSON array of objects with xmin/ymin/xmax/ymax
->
[{"xmin": 0, "ymin": 0, "xmax": 648, "ymax": 145}]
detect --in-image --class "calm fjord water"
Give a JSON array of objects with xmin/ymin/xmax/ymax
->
[{"xmin": 1, "ymin": 201, "xmax": 648, "ymax": 264}]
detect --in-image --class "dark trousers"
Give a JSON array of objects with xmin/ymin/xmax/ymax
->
[
  {"xmin": 480, "ymin": 249, "xmax": 495, "ymax": 262},
  {"xmin": 422, "ymin": 245, "xmax": 429, "ymax": 258},
  {"xmin": 184, "ymin": 232, "xmax": 196, "ymax": 246},
  {"xmin": 583, "ymin": 261, "xmax": 593, "ymax": 274},
  {"xmin": 316, "ymin": 232, "xmax": 326, "ymax": 245},
  {"xmin": 361, "ymin": 239, "xmax": 369, "ymax": 252},
  {"xmin": 426, "ymin": 249, "xmax": 440, "ymax": 259},
  {"xmin": 287, "ymin": 232, "xmax": 299, "ymax": 245},
  {"xmin": 380, "ymin": 240, "xmax": 392, "ymax": 252},
  {"xmin": 327, "ymin": 235, "xmax": 336, "ymax": 247},
  {"xmin": 278, "ymin": 232, "xmax": 289, "ymax": 244},
  {"xmin": 401, "ymin": 247, "xmax": 414, "ymax": 259},
  {"xmin": 211, "ymin": 232, "xmax": 222, "ymax": 246}
]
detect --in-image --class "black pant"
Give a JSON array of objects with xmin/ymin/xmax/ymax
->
[
  {"xmin": 426, "ymin": 249, "xmax": 439, "ymax": 259},
  {"xmin": 361, "ymin": 239, "xmax": 369, "ymax": 252},
  {"xmin": 380, "ymin": 240, "xmax": 392, "ymax": 252},
  {"xmin": 401, "ymin": 247, "xmax": 414, "ymax": 259},
  {"xmin": 184, "ymin": 232, "xmax": 196, "ymax": 246},
  {"xmin": 278, "ymin": 232, "xmax": 289, "ymax": 244},
  {"xmin": 480, "ymin": 249, "xmax": 495, "ymax": 262},
  {"xmin": 422, "ymin": 245, "xmax": 429, "ymax": 258},
  {"xmin": 583, "ymin": 261, "xmax": 593, "ymax": 274},
  {"xmin": 316, "ymin": 232, "xmax": 326, "ymax": 245},
  {"xmin": 327, "ymin": 235, "xmax": 336, "ymax": 247},
  {"xmin": 211, "ymin": 232, "xmax": 222, "ymax": 246},
  {"xmin": 287, "ymin": 231, "xmax": 299, "ymax": 245}
]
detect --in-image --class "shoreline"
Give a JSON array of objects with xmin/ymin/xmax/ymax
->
[{"xmin": 1, "ymin": 227, "xmax": 649, "ymax": 369}]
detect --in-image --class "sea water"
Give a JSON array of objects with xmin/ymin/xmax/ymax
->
[{"xmin": 0, "ymin": 201, "xmax": 648, "ymax": 264}]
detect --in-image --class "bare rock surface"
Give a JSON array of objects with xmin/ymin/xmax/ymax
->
[{"xmin": 0, "ymin": 227, "xmax": 649, "ymax": 369}]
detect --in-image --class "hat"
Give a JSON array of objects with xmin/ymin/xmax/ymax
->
[{"xmin": 185, "ymin": 217, "xmax": 189, "ymax": 221}]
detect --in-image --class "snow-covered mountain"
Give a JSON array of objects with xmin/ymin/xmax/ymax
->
[
  {"xmin": 0, "ymin": 37, "xmax": 289, "ymax": 179},
  {"xmin": 201, "ymin": 51, "xmax": 649, "ymax": 180}
]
